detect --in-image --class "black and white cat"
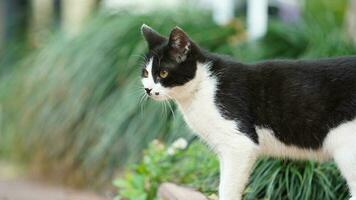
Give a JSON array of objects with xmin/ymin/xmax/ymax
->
[{"xmin": 140, "ymin": 25, "xmax": 356, "ymax": 200}]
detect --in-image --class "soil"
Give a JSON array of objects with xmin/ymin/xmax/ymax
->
[
  {"xmin": 0, "ymin": 161, "xmax": 110, "ymax": 200},
  {"xmin": 0, "ymin": 178, "xmax": 109, "ymax": 200}
]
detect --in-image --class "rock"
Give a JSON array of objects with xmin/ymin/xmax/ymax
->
[{"xmin": 157, "ymin": 182, "xmax": 209, "ymax": 200}]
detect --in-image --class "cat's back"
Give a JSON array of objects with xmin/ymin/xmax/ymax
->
[
  {"xmin": 210, "ymin": 55, "xmax": 356, "ymax": 92},
  {"xmin": 253, "ymin": 56, "xmax": 356, "ymax": 79},
  {"xmin": 213, "ymin": 55, "xmax": 356, "ymax": 149},
  {"xmin": 252, "ymin": 56, "xmax": 356, "ymax": 106}
]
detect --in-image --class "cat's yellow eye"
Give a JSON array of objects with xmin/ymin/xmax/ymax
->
[
  {"xmin": 143, "ymin": 69, "xmax": 148, "ymax": 78},
  {"xmin": 159, "ymin": 70, "xmax": 169, "ymax": 78}
]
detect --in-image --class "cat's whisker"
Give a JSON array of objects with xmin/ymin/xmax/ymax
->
[
  {"xmin": 142, "ymin": 95, "xmax": 148, "ymax": 117},
  {"xmin": 163, "ymin": 94, "xmax": 176, "ymax": 120},
  {"xmin": 138, "ymin": 94, "xmax": 145, "ymax": 111},
  {"xmin": 126, "ymin": 88, "xmax": 145, "ymax": 97},
  {"xmin": 139, "ymin": 93, "xmax": 149, "ymax": 117},
  {"xmin": 131, "ymin": 54, "xmax": 148, "ymax": 63},
  {"xmin": 167, "ymin": 100, "xmax": 176, "ymax": 121},
  {"xmin": 138, "ymin": 92, "xmax": 146, "ymax": 105},
  {"xmin": 163, "ymin": 100, "xmax": 168, "ymax": 119},
  {"xmin": 161, "ymin": 100, "xmax": 166, "ymax": 117},
  {"xmin": 160, "ymin": 101, "xmax": 164, "ymax": 117},
  {"xmin": 161, "ymin": 100, "xmax": 168, "ymax": 119}
]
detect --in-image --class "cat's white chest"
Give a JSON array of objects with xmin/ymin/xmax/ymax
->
[
  {"xmin": 175, "ymin": 65, "xmax": 240, "ymax": 149},
  {"xmin": 179, "ymin": 94, "xmax": 237, "ymax": 146}
]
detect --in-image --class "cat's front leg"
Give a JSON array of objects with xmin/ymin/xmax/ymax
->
[{"xmin": 218, "ymin": 139, "xmax": 257, "ymax": 200}]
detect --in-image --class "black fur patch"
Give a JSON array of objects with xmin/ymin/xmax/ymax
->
[
  {"xmin": 141, "ymin": 26, "xmax": 199, "ymax": 88},
  {"xmin": 210, "ymin": 56, "xmax": 356, "ymax": 148}
]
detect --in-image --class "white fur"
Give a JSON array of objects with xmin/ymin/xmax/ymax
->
[
  {"xmin": 141, "ymin": 59, "xmax": 356, "ymax": 200},
  {"xmin": 256, "ymin": 122, "xmax": 356, "ymax": 199},
  {"xmin": 174, "ymin": 63, "xmax": 241, "ymax": 148},
  {"xmin": 141, "ymin": 57, "xmax": 169, "ymax": 101},
  {"xmin": 324, "ymin": 119, "xmax": 356, "ymax": 199},
  {"xmin": 256, "ymin": 127, "xmax": 330, "ymax": 161},
  {"xmin": 141, "ymin": 58, "xmax": 154, "ymax": 89},
  {"xmin": 172, "ymin": 62, "xmax": 258, "ymax": 200}
]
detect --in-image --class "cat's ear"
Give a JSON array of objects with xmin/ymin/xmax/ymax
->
[
  {"xmin": 168, "ymin": 26, "xmax": 191, "ymax": 63},
  {"xmin": 141, "ymin": 24, "xmax": 166, "ymax": 50}
]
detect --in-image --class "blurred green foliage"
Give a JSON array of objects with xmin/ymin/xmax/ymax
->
[
  {"xmin": 304, "ymin": 0, "xmax": 348, "ymax": 27},
  {"xmin": 0, "ymin": 10, "xmax": 235, "ymax": 187}
]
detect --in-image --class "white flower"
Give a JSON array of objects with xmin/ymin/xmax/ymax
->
[
  {"xmin": 171, "ymin": 138, "xmax": 188, "ymax": 150},
  {"xmin": 167, "ymin": 147, "xmax": 176, "ymax": 155},
  {"xmin": 166, "ymin": 138, "xmax": 188, "ymax": 155},
  {"xmin": 152, "ymin": 139, "xmax": 165, "ymax": 150}
]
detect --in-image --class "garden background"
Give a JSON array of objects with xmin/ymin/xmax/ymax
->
[{"xmin": 0, "ymin": 0, "xmax": 356, "ymax": 199}]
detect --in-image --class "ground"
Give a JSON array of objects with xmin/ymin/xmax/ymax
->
[
  {"xmin": 0, "ymin": 161, "xmax": 108, "ymax": 200},
  {"xmin": 0, "ymin": 178, "xmax": 108, "ymax": 200}
]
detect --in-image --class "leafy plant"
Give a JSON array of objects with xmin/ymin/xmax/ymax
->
[{"xmin": 114, "ymin": 139, "xmax": 219, "ymax": 200}]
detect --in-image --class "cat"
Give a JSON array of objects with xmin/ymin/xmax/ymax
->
[{"xmin": 140, "ymin": 24, "xmax": 356, "ymax": 200}]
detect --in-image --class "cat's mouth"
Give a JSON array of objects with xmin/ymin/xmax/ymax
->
[
  {"xmin": 147, "ymin": 93, "xmax": 170, "ymax": 101},
  {"xmin": 143, "ymin": 87, "xmax": 170, "ymax": 101}
]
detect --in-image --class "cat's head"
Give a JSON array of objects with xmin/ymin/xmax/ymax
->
[{"xmin": 140, "ymin": 25, "xmax": 201, "ymax": 101}]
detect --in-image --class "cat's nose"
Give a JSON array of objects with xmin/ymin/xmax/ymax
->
[{"xmin": 145, "ymin": 88, "xmax": 152, "ymax": 95}]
